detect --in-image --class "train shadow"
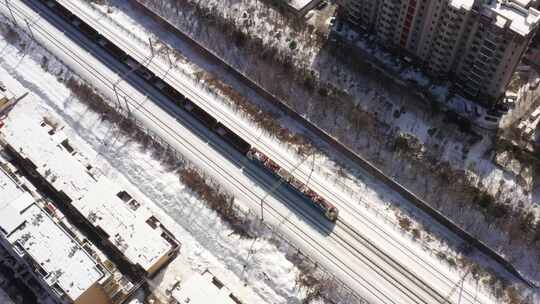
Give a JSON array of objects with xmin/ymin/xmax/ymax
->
[{"xmin": 243, "ymin": 160, "xmax": 338, "ymax": 236}]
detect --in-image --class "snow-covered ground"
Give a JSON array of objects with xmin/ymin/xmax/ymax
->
[
  {"xmin": 0, "ymin": 11, "xmax": 415, "ymax": 303},
  {"xmin": 0, "ymin": 17, "xmax": 328, "ymax": 304},
  {"xmin": 1, "ymin": 0, "xmax": 538, "ymax": 302},
  {"xmin": 59, "ymin": 0, "xmax": 528, "ymax": 298},
  {"xmin": 125, "ymin": 0, "xmax": 540, "ymax": 288},
  {"xmin": 65, "ymin": 0, "xmax": 539, "ymax": 289}
]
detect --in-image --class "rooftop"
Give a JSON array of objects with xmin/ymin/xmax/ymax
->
[
  {"xmin": 483, "ymin": 0, "xmax": 540, "ymax": 36},
  {"xmin": 74, "ymin": 179, "xmax": 173, "ymax": 272},
  {"xmin": 448, "ymin": 1, "xmax": 540, "ymax": 35},
  {"xmin": 1, "ymin": 114, "xmax": 176, "ymax": 273},
  {"xmin": 285, "ymin": 0, "xmax": 322, "ymax": 15},
  {"xmin": 450, "ymin": 0, "xmax": 475, "ymax": 10},
  {"xmin": 0, "ymin": 164, "xmax": 107, "ymax": 301},
  {"xmin": 171, "ymin": 270, "xmax": 242, "ymax": 304}
]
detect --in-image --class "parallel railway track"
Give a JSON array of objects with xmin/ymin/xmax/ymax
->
[
  {"xmin": 0, "ymin": 0, "xmax": 490, "ymax": 303},
  {"xmin": 44, "ymin": 1, "xmax": 489, "ymax": 303}
]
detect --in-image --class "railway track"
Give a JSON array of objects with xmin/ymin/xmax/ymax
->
[
  {"xmin": 0, "ymin": 4, "xmax": 377, "ymax": 303},
  {"xmin": 0, "ymin": 0, "xmax": 490, "ymax": 303},
  {"xmin": 41, "ymin": 1, "xmax": 494, "ymax": 303}
]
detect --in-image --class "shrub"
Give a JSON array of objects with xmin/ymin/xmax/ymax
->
[
  {"xmin": 476, "ymin": 192, "xmax": 494, "ymax": 210},
  {"xmin": 289, "ymin": 40, "xmax": 297, "ymax": 50},
  {"xmin": 179, "ymin": 168, "xmax": 252, "ymax": 238},
  {"xmin": 398, "ymin": 217, "xmax": 412, "ymax": 232}
]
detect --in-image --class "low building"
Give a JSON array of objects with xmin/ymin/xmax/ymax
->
[
  {"xmin": 0, "ymin": 115, "xmax": 180, "ymax": 280},
  {"xmin": 171, "ymin": 270, "xmax": 243, "ymax": 304},
  {"xmin": 0, "ymin": 159, "xmax": 112, "ymax": 304}
]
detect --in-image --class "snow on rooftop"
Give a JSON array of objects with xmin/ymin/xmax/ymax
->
[
  {"xmin": 75, "ymin": 179, "xmax": 173, "ymax": 272},
  {"xmin": 449, "ymin": 0, "xmax": 474, "ymax": 10},
  {"xmin": 1, "ymin": 115, "xmax": 174, "ymax": 273},
  {"xmin": 449, "ymin": 0, "xmax": 540, "ymax": 35},
  {"xmin": 0, "ymin": 166, "xmax": 106, "ymax": 301},
  {"xmin": 287, "ymin": 0, "xmax": 315, "ymax": 10},
  {"xmin": 483, "ymin": 0, "xmax": 540, "ymax": 36},
  {"xmin": 171, "ymin": 270, "xmax": 241, "ymax": 304},
  {"xmin": 285, "ymin": 0, "xmax": 322, "ymax": 14}
]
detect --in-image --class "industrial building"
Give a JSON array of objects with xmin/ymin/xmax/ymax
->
[
  {"xmin": 0, "ymin": 115, "xmax": 180, "ymax": 281},
  {"xmin": 337, "ymin": 0, "xmax": 540, "ymax": 106}
]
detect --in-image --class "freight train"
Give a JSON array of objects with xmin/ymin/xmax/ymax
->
[
  {"xmin": 247, "ymin": 148, "xmax": 339, "ymax": 221},
  {"xmin": 39, "ymin": 0, "xmax": 339, "ymax": 222}
]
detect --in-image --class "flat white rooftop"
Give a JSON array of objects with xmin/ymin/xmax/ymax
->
[
  {"xmin": 483, "ymin": 0, "xmax": 540, "ymax": 36},
  {"xmin": 449, "ymin": 0, "xmax": 540, "ymax": 35},
  {"xmin": 0, "ymin": 165, "xmax": 105, "ymax": 301},
  {"xmin": 285, "ymin": 0, "xmax": 322, "ymax": 15},
  {"xmin": 288, "ymin": 0, "xmax": 315, "ymax": 10},
  {"xmin": 1, "ymin": 114, "xmax": 175, "ymax": 273},
  {"xmin": 75, "ymin": 179, "xmax": 173, "ymax": 272},
  {"xmin": 171, "ymin": 270, "xmax": 242, "ymax": 304},
  {"xmin": 449, "ymin": 0, "xmax": 474, "ymax": 10}
]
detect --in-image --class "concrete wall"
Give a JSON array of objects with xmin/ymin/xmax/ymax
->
[{"xmin": 74, "ymin": 283, "xmax": 111, "ymax": 304}]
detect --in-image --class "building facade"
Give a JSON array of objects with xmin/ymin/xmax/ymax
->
[{"xmin": 337, "ymin": 0, "xmax": 540, "ymax": 105}]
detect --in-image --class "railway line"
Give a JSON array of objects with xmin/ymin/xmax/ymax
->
[
  {"xmin": 1, "ymin": 0, "xmax": 492, "ymax": 303},
  {"xmin": 0, "ymin": 3, "xmax": 376, "ymax": 302},
  {"xmin": 40, "ymin": 1, "xmax": 496, "ymax": 303},
  {"xmin": 0, "ymin": 1, "xmax": 412, "ymax": 303}
]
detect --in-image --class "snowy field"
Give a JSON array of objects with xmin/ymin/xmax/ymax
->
[
  {"xmin": 120, "ymin": 0, "xmax": 540, "ymax": 289},
  {"xmin": 0, "ymin": 0, "xmax": 538, "ymax": 302},
  {"xmin": 0, "ymin": 24, "xmax": 330, "ymax": 304},
  {"xmin": 61, "ymin": 0, "xmax": 528, "ymax": 295}
]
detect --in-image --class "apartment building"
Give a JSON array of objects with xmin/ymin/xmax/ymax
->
[
  {"xmin": 0, "ymin": 158, "xmax": 114, "ymax": 304},
  {"xmin": 1, "ymin": 115, "xmax": 180, "ymax": 280},
  {"xmin": 171, "ymin": 270, "xmax": 243, "ymax": 304},
  {"xmin": 337, "ymin": 0, "xmax": 540, "ymax": 105}
]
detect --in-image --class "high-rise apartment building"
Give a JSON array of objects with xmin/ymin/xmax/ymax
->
[{"xmin": 337, "ymin": 0, "xmax": 540, "ymax": 105}]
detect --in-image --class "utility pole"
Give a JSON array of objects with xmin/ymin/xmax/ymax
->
[
  {"xmin": 5, "ymin": 0, "xmax": 18, "ymax": 28},
  {"xmin": 445, "ymin": 268, "xmax": 470, "ymax": 304},
  {"xmin": 148, "ymin": 37, "xmax": 155, "ymax": 58},
  {"xmin": 242, "ymin": 237, "xmax": 257, "ymax": 275},
  {"xmin": 24, "ymin": 19, "xmax": 35, "ymax": 41}
]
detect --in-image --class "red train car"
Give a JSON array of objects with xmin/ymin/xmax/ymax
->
[{"xmin": 247, "ymin": 148, "xmax": 338, "ymax": 222}]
